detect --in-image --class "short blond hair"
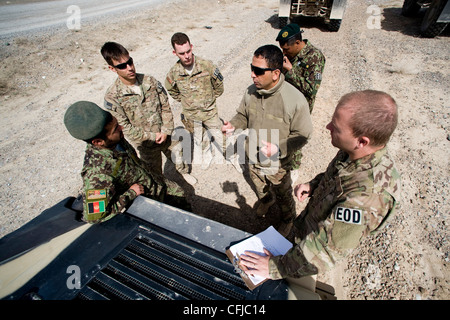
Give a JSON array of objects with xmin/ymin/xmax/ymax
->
[{"xmin": 338, "ymin": 90, "xmax": 398, "ymax": 147}]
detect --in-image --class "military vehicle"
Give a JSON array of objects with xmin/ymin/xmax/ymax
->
[
  {"xmin": 278, "ymin": 0, "xmax": 347, "ymax": 31},
  {"xmin": 0, "ymin": 196, "xmax": 336, "ymax": 301},
  {"xmin": 401, "ymin": 0, "xmax": 449, "ymax": 37}
]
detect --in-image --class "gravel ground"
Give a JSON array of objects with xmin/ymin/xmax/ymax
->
[{"xmin": 0, "ymin": 0, "xmax": 448, "ymax": 300}]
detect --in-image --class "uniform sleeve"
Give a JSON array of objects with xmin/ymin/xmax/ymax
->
[
  {"xmin": 104, "ymin": 94, "xmax": 156, "ymax": 142},
  {"xmin": 156, "ymin": 80, "xmax": 174, "ymax": 136},
  {"xmin": 229, "ymin": 90, "xmax": 250, "ymax": 130},
  {"xmin": 82, "ymin": 171, "xmax": 137, "ymax": 223},
  {"xmin": 278, "ymin": 99, "xmax": 313, "ymax": 158},
  {"xmin": 268, "ymin": 190, "xmax": 395, "ymax": 279},
  {"xmin": 165, "ymin": 69, "xmax": 181, "ymax": 102},
  {"xmin": 210, "ymin": 64, "xmax": 224, "ymax": 98}
]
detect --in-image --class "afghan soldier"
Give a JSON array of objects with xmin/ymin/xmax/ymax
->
[
  {"xmin": 276, "ymin": 23, "xmax": 326, "ymax": 183},
  {"xmin": 239, "ymin": 90, "xmax": 401, "ymax": 288},
  {"xmin": 165, "ymin": 32, "xmax": 239, "ymax": 171},
  {"xmin": 101, "ymin": 42, "xmax": 197, "ymax": 185},
  {"xmin": 64, "ymin": 101, "xmax": 191, "ymax": 223},
  {"xmin": 222, "ymin": 45, "xmax": 313, "ymax": 236}
]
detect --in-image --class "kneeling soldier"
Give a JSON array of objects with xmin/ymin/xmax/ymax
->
[{"xmin": 64, "ymin": 101, "xmax": 191, "ymax": 223}]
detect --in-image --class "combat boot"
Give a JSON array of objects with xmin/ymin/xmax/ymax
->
[
  {"xmin": 182, "ymin": 173, "xmax": 197, "ymax": 185},
  {"xmin": 278, "ymin": 220, "xmax": 293, "ymax": 238},
  {"xmin": 227, "ymin": 154, "xmax": 243, "ymax": 174}
]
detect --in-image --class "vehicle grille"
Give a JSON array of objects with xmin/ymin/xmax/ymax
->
[{"xmin": 75, "ymin": 225, "xmax": 249, "ymax": 300}]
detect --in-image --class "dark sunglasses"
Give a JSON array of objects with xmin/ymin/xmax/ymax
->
[
  {"xmin": 113, "ymin": 57, "xmax": 134, "ymax": 70},
  {"xmin": 250, "ymin": 64, "xmax": 276, "ymax": 76}
]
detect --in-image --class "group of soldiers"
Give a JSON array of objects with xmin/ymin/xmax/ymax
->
[{"xmin": 64, "ymin": 24, "xmax": 401, "ymax": 285}]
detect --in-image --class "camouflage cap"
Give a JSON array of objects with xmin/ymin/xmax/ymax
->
[
  {"xmin": 276, "ymin": 23, "xmax": 302, "ymax": 42},
  {"xmin": 64, "ymin": 101, "xmax": 110, "ymax": 140}
]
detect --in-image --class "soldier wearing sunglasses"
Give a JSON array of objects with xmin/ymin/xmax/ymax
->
[
  {"xmin": 101, "ymin": 42, "xmax": 197, "ymax": 186},
  {"xmin": 222, "ymin": 45, "xmax": 313, "ymax": 236}
]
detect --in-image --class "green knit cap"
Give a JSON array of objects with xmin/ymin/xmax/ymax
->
[{"xmin": 64, "ymin": 101, "xmax": 110, "ymax": 140}]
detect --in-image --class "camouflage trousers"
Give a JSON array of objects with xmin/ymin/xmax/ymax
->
[
  {"xmin": 181, "ymin": 113, "xmax": 226, "ymax": 154},
  {"xmin": 137, "ymin": 135, "xmax": 188, "ymax": 180},
  {"xmin": 248, "ymin": 164, "xmax": 296, "ymax": 222}
]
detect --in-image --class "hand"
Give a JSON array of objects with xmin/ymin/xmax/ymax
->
[
  {"xmin": 294, "ymin": 183, "xmax": 311, "ymax": 202},
  {"xmin": 155, "ymin": 132, "xmax": 167, "ymax": 144},
  {"xmin": 283, "ymin": 56, "xmax": 292, "ymax": 72},
  {"xmin": 239, "ymin": 248, "xmax": 273, "ymax": 279},
  {"xmin": 130, "ymin": 183, "xmax": 144, "ymax": 196},
  {"xmin": 221, "ymin": 120, "xmax": 235, "ymax": 135},
  {"xmin": 260, "ymin": 140, "xmax": 278, "ymax": 158}
]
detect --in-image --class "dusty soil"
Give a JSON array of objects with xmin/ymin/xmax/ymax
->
[{"xmin": 0, "ymin": 0, "xmax": 448, "ymax": 300}]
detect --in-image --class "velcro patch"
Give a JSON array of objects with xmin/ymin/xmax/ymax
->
[
  {"xmin": 104, "ymin": 100, "xmax": 113, "ymax": 110},
  {"xmin": 214, "ymin": 68, "xmax": 223, "ymax": 81},
  {"xmin": 88, "ymin": 200, "xmax": 106, "ymax": 214},
  {"xmin": 87, "ymin": 189, "xmax": 106, "ymax": 200},
  {"xmin": 335, "ymin": 207, "xmax": 362, "ymax": 225}
]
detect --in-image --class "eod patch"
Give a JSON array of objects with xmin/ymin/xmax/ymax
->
[{"xmin": 335, "ymin": 207, "xmax": 362, "ymax": 225}]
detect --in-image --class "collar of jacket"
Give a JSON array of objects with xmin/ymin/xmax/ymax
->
[
  {"xmin": 114, "ymin": 73, "xmax": 145, "ymax": 96},
  {"xmin": 256, "ymin": 73, "xmax": 285, "ymax": 96},
  {"xmin": 176, "ymin": 54, "xmax": 201, "ymax": 76},
  {"xmin": 87, "ymin": 139, "xmax": 128, "ymax": 158},
  {"xmin": 335, "ymin": 146, "xmax": 388, "ymax": 174}
]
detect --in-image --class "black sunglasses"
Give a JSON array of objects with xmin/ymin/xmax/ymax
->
[
  {"xmin": 113, "ymin": 57, "xmax": 134, "ymax": 70},
  {"xmin": 250, "ymin": 64, "xmax": 276, "ymax": 76}
]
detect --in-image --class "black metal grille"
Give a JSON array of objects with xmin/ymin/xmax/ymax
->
[{"xmin": 75, "ymin": 225, "xmax": 249, "ymax": 300}]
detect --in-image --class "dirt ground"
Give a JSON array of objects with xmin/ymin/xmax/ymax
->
[{"xmin": 0, "ymin": 0, "xmax": 448, "ymax": 300}]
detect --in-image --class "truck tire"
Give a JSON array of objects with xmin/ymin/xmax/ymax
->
[
  {"xmin": 328, "ymin": 19, "xmax": 342, "ymax": 31},
  {"xmin": 401, "ymin": 0, "xmax": 421, "ymax": 17},
  {"xmin": 421, "ymin": 0, "xmax": 448, "ymax": 37}
]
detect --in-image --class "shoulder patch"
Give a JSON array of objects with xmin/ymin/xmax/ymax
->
[
  {"xmin": 213, "ymin": 68, "xmax": 223, "ymax": 81},
  {"xmin": 335, "ymin": 207, "xmax": 362, "ymax": 225},
  {"xmin": 86, "ymin": 189, "xmax": 106, "ymax": 200},
  {"xmin": 104, "ymin": 100, "xmax": 113, "ymax": 110}
]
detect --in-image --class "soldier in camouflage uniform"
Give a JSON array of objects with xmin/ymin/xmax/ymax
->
[
  {"xmin": 101, "ymin": 42, "xmax": 197, "ymax": 185},
  {"xmin": 276, "ymin": 24, "xmax": 326, "ymax": 179},
  {"xmin": 165, "ymin": 33, "xmax": 232, "ymax": 170},
  {"xmin": 239, "ymin": 90, "xmax": 401, "ymax": 282},
  {"xmin": 64, "ymin": 101, "xmax": 190, "ymax": 224},
  {"xmin": 222, "ymin": 45, "xmax": 312, "ymax": 236}
]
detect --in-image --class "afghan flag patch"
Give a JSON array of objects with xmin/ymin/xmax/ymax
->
[{"xmin": 88, "ymin": 200, "xmax": 106, "ymax": 214}]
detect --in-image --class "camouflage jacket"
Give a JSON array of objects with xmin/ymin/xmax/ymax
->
[
  {"xmin": 104, "ymin": 74, "xmax": 174, "ymax": 144},
  {"xmin": 230, "ymin": 74, "xmax": 312, "ymax": 169},
  {"xmin": 284, "ymin": 40, "xmax": 325, "ymax": 113},
  {"xmin": 81, "ymin": 138, "xmax": 167, "ymax": 223},
  {"xmin": 165, "ymin": 55, "xmax": 224, "ymax": 122},
  {"xmin": 268, "ymin": 147, "xmax": 401, "ymax": 279}
]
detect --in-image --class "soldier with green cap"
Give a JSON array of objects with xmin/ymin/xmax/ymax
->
[
  {"xmin": 238, "ymin": 90, "xmax": 401, "ymax": 288},
  {"xmin": 276, "ymin": 23, "xmax": 326, "ymax": 184},
  {"xmin": 276, "ymin": 23, "xmax": 325, "ymax": 112},
  {"xmin": 64, "ymin": 101, "xmax": 191, "ymax": 223}
]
